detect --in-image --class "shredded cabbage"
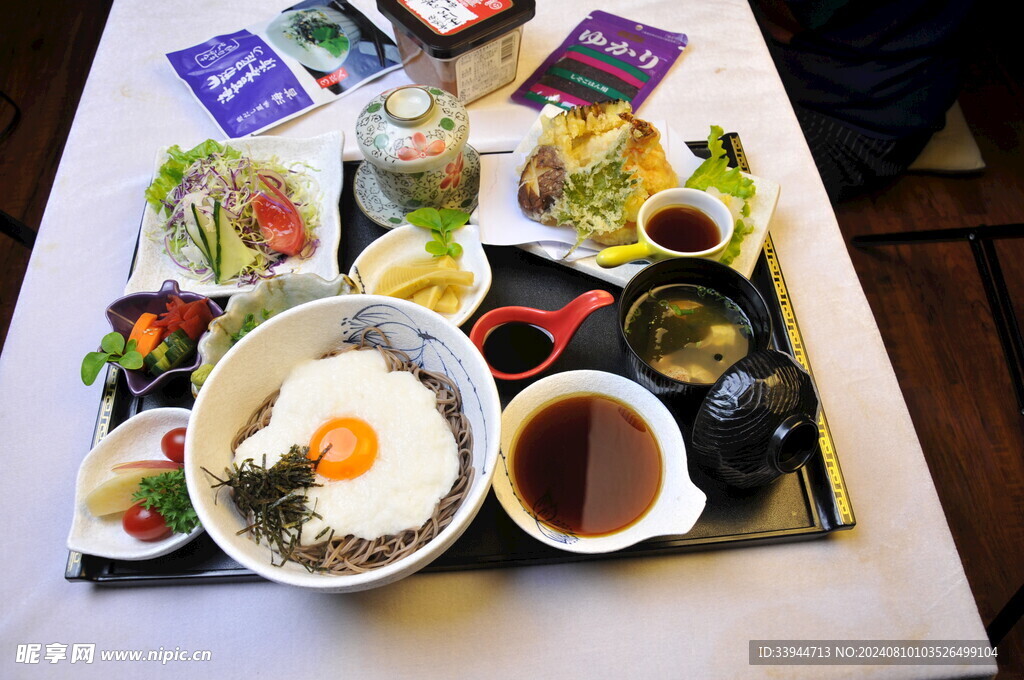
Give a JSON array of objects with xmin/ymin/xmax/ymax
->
[{"xmin": 147, "ymin": 140, "xmax": 321, "ymax": 284}]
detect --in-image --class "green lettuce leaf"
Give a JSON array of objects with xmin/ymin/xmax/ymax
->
[
  {"xmin": 685, "ymin": 126, "xmax": 757, "ymax": 264},
  {"xmin": 144, "ymin": 139, "xmax": 240, "ymax": 213},
  {"xmin": 684, "ymin": 125, "xmax": 756, "ymax": 200}
]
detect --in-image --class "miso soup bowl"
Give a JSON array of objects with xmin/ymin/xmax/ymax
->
[
  {"xmin": 493, "ymin": 370, "xmax": 707, "ymax": 554},
  {"xmin": 618, "ymin": 258, "xmax": 773, "ymax": 407}
]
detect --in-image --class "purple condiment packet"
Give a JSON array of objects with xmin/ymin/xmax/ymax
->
[{"xmin": 511, "ymin": 11, "xmax": 687, "ymax": 112}]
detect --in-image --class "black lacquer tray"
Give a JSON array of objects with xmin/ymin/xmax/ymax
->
[{"xmin": 66, "ymin": 135, "xmax": 855, "ymax": 585}]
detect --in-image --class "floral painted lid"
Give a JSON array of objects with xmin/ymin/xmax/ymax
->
[{"xmin": 355, "ymin": 85, "xmax": 470, "ymax": 174}]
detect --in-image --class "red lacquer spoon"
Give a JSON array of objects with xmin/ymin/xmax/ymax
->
[{"xmin": 469, "ymin": 290, "xmax": 615, "ymax": 380}]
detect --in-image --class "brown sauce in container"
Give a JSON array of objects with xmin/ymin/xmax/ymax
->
[
  {"xmin": 511, "ymin": 394, "xmax": 662, "ymax": 536},
  {"xmin": 645, "ymin": 205, "xmax": 721, "ymax": 253}
]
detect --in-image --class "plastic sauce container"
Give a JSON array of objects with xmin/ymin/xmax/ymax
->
[{"xmin": 377, "ymin": 0, "xmax": 536, "ymax": 103}]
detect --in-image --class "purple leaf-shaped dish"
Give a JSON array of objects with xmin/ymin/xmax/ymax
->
[{"xmin": 104, "ymin": 280, "xmax": 223, "ymax": 396}]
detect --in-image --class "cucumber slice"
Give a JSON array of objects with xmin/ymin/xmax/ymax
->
[
  {"xmin": 186, "ymin": 203, "xmax": 215, "ymax": 277},
  {"xmin": 213, "ymin": 201, "xmax": 259, "ymax": 283},
  {"xmin": 143, "ymin": 329, "xmax": 197, "ymax": 376}
]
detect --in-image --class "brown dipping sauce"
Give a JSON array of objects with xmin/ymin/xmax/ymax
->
[
  {"xmin": 645, "ymin": 205, "xmax": 721, "ymax": 253},
  {"xmin": 511, "ymin": 394, "xmax": 662, "ymax": 536}
]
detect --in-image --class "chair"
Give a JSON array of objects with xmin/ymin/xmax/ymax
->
[
  {"xmin": 908, "ymin": 101, "xmax": 986, "ymax": 175},
  {"xmin": 1, "ymin": 209, "xmax": 35, "ymax": 248}
]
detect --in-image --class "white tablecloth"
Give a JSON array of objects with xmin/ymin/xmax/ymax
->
[{"xmin": 0, "ymin": 1, "xmax": 995, "ymax": 678}]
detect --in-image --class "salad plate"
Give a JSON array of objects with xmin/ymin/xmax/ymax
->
[{"xmin": 124, "ymin": 132, "xmax": 343, "ymax": 298}]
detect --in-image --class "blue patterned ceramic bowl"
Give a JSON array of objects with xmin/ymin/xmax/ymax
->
[
  {"xmin": 494, "ymin": 370, "xmax": 706, "ymax": 554},
  {"xmin": 185, "ymin": 295, "xmax": 501, "ymax": 591}
]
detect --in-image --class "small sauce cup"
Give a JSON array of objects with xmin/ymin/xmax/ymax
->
[
  {"xmin": 596, "ymin": 187, "xmax": 734, "ymax": 268},
  {"xmin": 469, "ymin": 290, "xmax": 614, "ymax": 380}
]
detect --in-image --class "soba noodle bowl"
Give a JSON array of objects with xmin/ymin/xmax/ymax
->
[{"xmin": 227, "ymin": 330, "xmax": 473, "ymax": 574}]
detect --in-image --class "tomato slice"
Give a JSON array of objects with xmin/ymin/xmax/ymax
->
[
  {"xmin": 122, "ymin": 503, "xmax": 172, "ymax": 541},
  {"xmin": 253, "ymin": 187, "xmax": 305, "ymax": 256}
]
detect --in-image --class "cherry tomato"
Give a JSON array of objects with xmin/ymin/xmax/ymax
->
[
  {"xmin": 161, "ymin": 427, "xmax": 186, "ymax": 464},
  {"xmin": 253, "ymin": 191, "xmax": 305, "ymax": 256},
  {"xmin": 122, "ymin": 503, "xmax": 172, "ymax": 541}
]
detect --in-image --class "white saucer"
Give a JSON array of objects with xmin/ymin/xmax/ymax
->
[
  {"xmin": 353, "ymin": 161, "xmax": 482, "ymax": 230},
  {"xmin": 67, "ymin": 408, "xmax": 204, "ymax": 561}
]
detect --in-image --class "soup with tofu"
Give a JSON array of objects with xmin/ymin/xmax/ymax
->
[{"xmin": 623, "ymin": 284, "xmax": 752, "ymax": 384}]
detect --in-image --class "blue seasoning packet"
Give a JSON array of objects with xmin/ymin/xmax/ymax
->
[
  {"xmin": 166, "ymin": 1, "xmax": 402, "ymax": 137},
  {"xmin": 511, "ymin": 11, "xmax": 687, "ymax": 112}
]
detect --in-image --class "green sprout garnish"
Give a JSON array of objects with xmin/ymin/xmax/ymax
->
[{"xmin": 406, "ymin": 207, "xmax": 470, "ymax": 258}]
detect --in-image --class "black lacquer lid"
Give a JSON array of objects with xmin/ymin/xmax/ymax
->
[{"xmin": 691, "ymin": 349, "xmax": 820, "ymax": 488}]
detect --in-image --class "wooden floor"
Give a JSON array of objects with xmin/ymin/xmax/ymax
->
[{"xmin": 1, "ymin": 2, "xmax": 1020, "ymax": 677}]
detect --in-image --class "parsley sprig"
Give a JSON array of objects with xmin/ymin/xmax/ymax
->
[
  {"xmin": 132, "ymin": 469, "xmax": 200, "ymax": 535},
  {"xmin": 406, "ymin": 207, "xmax": 470, "ymax": 258}
]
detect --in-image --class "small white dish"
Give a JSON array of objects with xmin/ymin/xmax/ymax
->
[
  {"xmin": 493, "ymin": 370, "xmax": 706, "ymax": 554},
  {"xmin": 350, "ymin": 224, "xmax": 492, "ymax": 327},
  {"xmin": 192, "ymin": 272, "xmax": 359, "ymax": 394},
  {"xmin": 67, "ymin": 408, "xmax": 203, "ymax": 561},
  {"xmin": 125, "ymin": 132, "xmax": 343, "ymax": 297}
]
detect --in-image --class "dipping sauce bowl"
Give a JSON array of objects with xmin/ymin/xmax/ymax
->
[
  {"xmin": 493, "ymin": 370, "xmax": 707, "ymax": 553},
  {"xmin": 469, "ymin": 290, "xmax": 614, "ymax": 380},
  {"xmin": 596, "ymin": 187, "xmax": 735, "ymax": 268}
]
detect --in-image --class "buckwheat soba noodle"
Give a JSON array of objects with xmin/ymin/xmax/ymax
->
[{"xmin": 226, "ymin": 328, "xmax": 474, "ymax": 575}]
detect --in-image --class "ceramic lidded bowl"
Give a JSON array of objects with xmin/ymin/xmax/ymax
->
[
  {"xmin": 185, "ymin": 295, "xmax": 501, "ymax": 591},
  {"xmin": 355, "ymin": 85, "xmax": 480, "ymax": 211},
  {"xmin": 691, "ymin": 350, "xmax": 820, "ymax": 488},
  {"xmin": 618, "ymin": 258, "xmax": 772, "ymax": 406},
  {"xmin": 493, "ymin": 370, "xmax": 706, "ymax": 553}
]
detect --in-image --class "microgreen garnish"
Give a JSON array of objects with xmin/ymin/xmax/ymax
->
[
  {"xmin": 203, "ymin": 446, "xmax": 322, "ymax": 567},
  {"xmin": 81, "ymin": 332, "xmax": 144, "ymax": 386},
  {"xmin": 230, "ymin": 309, "xmax": 273, "ymax": 344},
  {"xmin": 132, "ymin": 469, "xmax": 200, "ymax": 534},
  {"xmin": 406, "ymin": 207, "xmax": 470, "ymax": 258}
]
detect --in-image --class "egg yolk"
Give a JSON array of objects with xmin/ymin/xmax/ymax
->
[{"xmin": 308, "ymin": 417, "xmax": 377, "ymax": 480}]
